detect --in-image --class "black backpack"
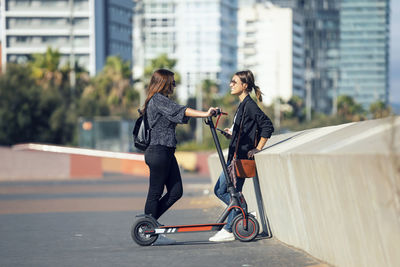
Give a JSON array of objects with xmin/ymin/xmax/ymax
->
[{"xmin": 132, "ymin": 110, "xmax": 151, "ymax": 151}]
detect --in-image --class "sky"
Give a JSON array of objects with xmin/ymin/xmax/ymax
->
[{"xmin": 390, "ymin": 0, "xmax": 400, "ymax": 104}]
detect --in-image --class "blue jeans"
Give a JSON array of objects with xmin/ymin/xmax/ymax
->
[{"xmin": 214, "ymin": 168, "xmax": 245, "ymax": 232}]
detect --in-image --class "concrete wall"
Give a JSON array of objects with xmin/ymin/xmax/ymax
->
[
  {"xmin": 208, "ymin": 116, "xmax": 400, "ymax": 267},
  {"xmin": 0, "ymin": 145, "xmax": 149, "ymax": 181},
  {"xmin": 0, "ymin": 147, "xmax": 70, "ymax": 180},
  {"xmin": 0, "ymin": 144, "xmax": 212, "ymax": 181}
]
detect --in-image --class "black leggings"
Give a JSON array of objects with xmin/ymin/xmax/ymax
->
[{"xmin": 144, "ymin": 145, "xmax": 183, "ymax": 220}]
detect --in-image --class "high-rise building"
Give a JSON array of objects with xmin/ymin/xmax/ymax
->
[
  {"xmin": 132, "ymin": 0, "xmax": 176, "ymax": 81},
  {"xmin": 133, "ymin": 0, "xmax": 238, "ymax": 101},
  {"xmin": 238, "ymin": 2, "xmax": 305, "ymax": 105},
  {"xmin": 338, "ymin": 0, "xmax": 390, "ymax": 108},
  {"xmin": 269, "ymin": 0, "xmax": 297, "ymax": 8},
  {"xmin": 271, "ymin": 0, "xmax": 341, "ymax": 114},
  {"xmin": 177, "ymin": 0, "xmax": 237, "ymax": 100},
  {"xmin": 239, "ymin": 0, "xmax": 267, "ymax": 7},
  {"xmin": 1, "ymin": 0, "xmax": 134, "ymax": 75}
]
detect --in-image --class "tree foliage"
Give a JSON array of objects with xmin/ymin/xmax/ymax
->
[
  {"xmin": 143, "ymin": 53, "xmax": 180, "ymax": 83},
  {"xmin": 0, "ymin": 49, "xmax": 139, "ymax": 146},
  {"xmin": 0, "ymin": 63, "xmax": 76, "ymax": 145},
  {"xmin": 79, "ymin": 56, "xmax": 139, "ymax": 118},
  {"xmin": 285, "ymin": 96, "xmax": 306, "ymax": 122},
  {"xmin": 2, "ymin": 47, "xmax": 90, "ymax": 145},
  {"xmin": 369, "ymin": 100, "xmax": 392, "ymax": 119},
  {"xmin": 337, "ymin": 95, "xmax": 365, "ymax": 121},
  {"xmin": 0, "ymin": 48, "xmax": 394, "ymax": 149}
]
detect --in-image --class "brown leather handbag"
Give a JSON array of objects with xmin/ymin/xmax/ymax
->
[
  {"xmin": 234, "ymin": 158, "xmax": 256, "ymax": 178},
  {"xmin": 228, "ymin": 104, "xmax": 257, "ymax": 184}
]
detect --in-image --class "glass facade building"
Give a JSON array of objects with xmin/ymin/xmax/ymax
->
[
  {"xmin": 133, "ymin": 0, "xmax": 237, "ymax": 101},
  {"xmin": 176, "ymin": 0, "xmax": 237, "ymax": 99},
  {"xmin": 301, "ymin": 0, "xmax": 340, "ymax": 114},
  {"xmin": 271, "ymin": 0, "xmax": 341, "ymax": 114},
  {"xmin": 338, "ymin": 0, "xmax": 390, "ymax": 107}
]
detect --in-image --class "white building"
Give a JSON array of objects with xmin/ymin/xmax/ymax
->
[
  {"xmin": 132, "ymin": 0, "xmax": 176, "ymax": 80},
  {"xmin": 238, "ymin": 2, "xmax": 304, "ymax": 105},
  {"xmin": 1, "ymin": 0, "xmax": 133, "ymax": 75},
  {"xmin": 133, "ymin": 0, "xmax": 238, "ymax": 101}
]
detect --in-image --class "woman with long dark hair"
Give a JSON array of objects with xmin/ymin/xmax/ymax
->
[
  {"xmin": 209, "ymin": 70, "xmax": 274, "ymax": 242},
  {"xmin": 142, "ymin": 69, "xmax": 217, "ymax": 244}
]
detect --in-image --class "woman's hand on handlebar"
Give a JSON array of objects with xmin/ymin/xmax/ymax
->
[{"xmin": 206, "ymin": 107, "xmax": 219, "ymax": 117}]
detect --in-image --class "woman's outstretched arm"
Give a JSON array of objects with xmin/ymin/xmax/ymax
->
[{"xmin": 185, "ymin": 107, "xmax": 217, "ymax": 118}]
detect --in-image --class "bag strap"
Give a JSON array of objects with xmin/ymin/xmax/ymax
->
[
  {"xmin": 138, "ymin": 109, "xmax": 149, "ymax": 128},
  {"xmin": 138, "ymin": 108, "xmax": 160, "ymax": 130},
  {"xmin": 233, "ymin": 103, "xmax": 247, "ymax": 159}
]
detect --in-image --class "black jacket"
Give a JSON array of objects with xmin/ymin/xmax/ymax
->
[{"xmin": 228, "ymin": 95, "xmax": 274, "ymax": 162}]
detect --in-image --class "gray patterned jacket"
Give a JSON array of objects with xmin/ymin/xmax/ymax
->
[{"xmin": 146, "ymin": 93, "xmax": 189, "ymax": 148}]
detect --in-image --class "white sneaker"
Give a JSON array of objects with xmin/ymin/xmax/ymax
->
[
  {"xmin": 152, "ymin": 234, "xmax": 176, "ymax": 246},
  {"xmin": 209, "ymin": 228, "xmax": 235, "ymax": 242}
]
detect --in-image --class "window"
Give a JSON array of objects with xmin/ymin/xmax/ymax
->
[{"xmin": 16, "ymin": 36, "xmax": 27, "ymax": 43}]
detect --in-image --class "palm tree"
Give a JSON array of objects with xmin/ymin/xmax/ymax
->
[
  {"xmin": 80, "ymin": 56, "xmax": 139, "ymax": 118},
  {"xmin": 30, "ymin": 47, "xmax": 64, "ymax": 89},
  {"xmin": 369, "ymin": 100, "xmax": 392, "ymax": 119},
  {"xmin": 337, "ymin": 95, "xmax": 365, "ymax": 121},
  {"xmin": 131, "ymin": 54, "xmax": 181, "ymax": 106},
  {"xmin": 143, "ymin": 53, "xmax": 180, "ymax": 84}
]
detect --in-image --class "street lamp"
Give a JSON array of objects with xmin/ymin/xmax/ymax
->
[
  {"xmin": 69, "ymin": 0, "xmax": 76, "ymax": 91},
  {"xmin": 331, "ymin": 68, "xmax": 339, "ymax": 115},
  {"xmin": 305, "ymin": 58, "xmax": 314, "ymax": 122}
]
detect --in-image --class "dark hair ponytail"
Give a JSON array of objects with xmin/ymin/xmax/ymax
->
[
  {"xmin": 253, "ymin": 85, "xmax": 263, "ymax": 102},
  {"xmin": 235, "ymin": 70, "xmax": 263, "ymax": 102}
]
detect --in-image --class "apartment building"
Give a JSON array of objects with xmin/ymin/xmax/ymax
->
[
  {"xmin": 133, "ymin": 0, "xmax": 238, "ymax": 101},
  {"xmin": 238, "ymin": 2, "xmax": 305, "ymax": 105},
  {"xmin": 1, "ymin": 0, "xmax": 133, "ymax": 75}
]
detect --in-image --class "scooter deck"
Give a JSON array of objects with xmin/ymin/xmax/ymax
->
[{"xmin": 153, "ymin": 223, "xmax": 226, "ymax": 234}]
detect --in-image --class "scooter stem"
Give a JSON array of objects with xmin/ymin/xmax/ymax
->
[{"xmin": 205, "ymin": 116, "xmax": 233, "ymax": 188}]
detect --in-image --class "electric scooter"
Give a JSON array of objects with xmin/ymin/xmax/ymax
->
[{"xmin": 131, "ymin": 109, "xmax": 260, "ymax": 246}]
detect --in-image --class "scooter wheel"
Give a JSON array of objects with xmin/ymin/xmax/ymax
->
[
  {"xmin": 232, "ymin": 214, "xmax": 259, "ymax": 242},
  {"xmin": 131, "ymin": 218, "xmax": 158, "ymax": 246}
]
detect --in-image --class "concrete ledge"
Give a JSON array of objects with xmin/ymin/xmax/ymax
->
[
  {"xmin": 0, "ymin": 144, "xmax": 149, "ymax": 181},
  {"xmin": 208, "ymin": 116, "xmax": 400, "ymax": 267},
  {"xmin": 70, "ymin": 154, "xmax": 102, "ymax": 178},
  {"xmin": 0, "ymin": 144, "xmax": 212, "ymax": 181},
  {"xmin": 0, "ymin": 147, "xmax": 70, "ymax": 180}
]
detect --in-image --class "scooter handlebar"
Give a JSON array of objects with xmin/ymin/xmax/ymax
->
[{"xmin": 210, "ymin": 108, "xmax": 227, "ymax": 117}]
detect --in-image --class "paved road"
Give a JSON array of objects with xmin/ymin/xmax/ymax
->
[{"xmin": 0, "ymin": 174, "xmax": 327, "ymax": 267}]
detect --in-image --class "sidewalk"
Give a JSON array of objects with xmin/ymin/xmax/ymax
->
[{"xmin": 0, "ymin": 174, "xmax": 329, "ymax": 267}]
